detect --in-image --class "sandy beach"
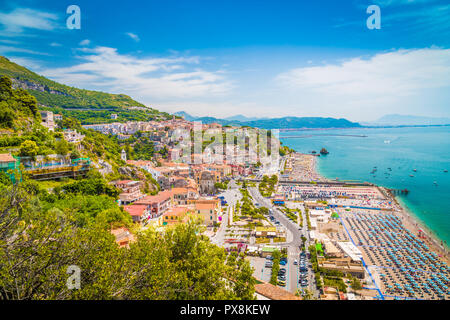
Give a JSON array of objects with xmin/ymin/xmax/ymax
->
[{"xmin": 291, "ymin": 152, "xmax": 449, "ymax": 262}]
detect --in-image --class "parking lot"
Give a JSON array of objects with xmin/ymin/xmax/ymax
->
[{"xmin": 248, "ymin": 250, "xmax": 312, "ymax": 294}]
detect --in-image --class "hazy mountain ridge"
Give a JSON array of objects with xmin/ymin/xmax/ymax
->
[{"xmin": 174, "ymin": 111, "xmax": 361, "ymax": 129}]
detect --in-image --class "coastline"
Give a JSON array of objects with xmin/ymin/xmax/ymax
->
[{"xmin": 308, "ymin": 152, "xmax": 448, "ymax": 261}]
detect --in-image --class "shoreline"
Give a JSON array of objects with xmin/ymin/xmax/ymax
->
[{"xmin": 303, "ymin": 152, "xmax": 448, "ymax": 261}]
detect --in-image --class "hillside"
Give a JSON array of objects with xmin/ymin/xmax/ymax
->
[
  {"xmin": 174, "ymin": 111, "xmax": 361, "ymax": 129},
  {"xmin": 0, "ymin": 56, "xmax": 171, "ymax": 124}
]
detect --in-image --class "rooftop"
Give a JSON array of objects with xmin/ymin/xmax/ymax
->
[
  {"xmin": 254, "ymin": 282, "xmax": 302, "ymax": 300},
  {"xmin": 123, "ymin": 205, "xmax": 148, "ymax": 217},
  {"xmin": 0, "ymin": 153, "xmax": 16, "ymax": 163}
]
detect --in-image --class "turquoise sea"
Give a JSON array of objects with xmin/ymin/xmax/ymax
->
[{"xmin": 279, "ymin": 126, "xmax": 450, "ymax": 247}]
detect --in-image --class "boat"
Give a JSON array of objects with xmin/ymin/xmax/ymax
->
[
  {"xmin": 413, "ymin": 169, "xmax": 417, "ymax": 172},
  {"xmin": 433, "ymin": 181, "xmax": 438, "ymax": 186},
  {"xmin": 410, "ymin": 175, "xmax": 414, "ymax": 177},
  {"xmin": 444, "ymin": 170, "xmax": 448, "ymax": 173},
  {"xmin": 384, "ymin": 140, "xmax": 391, "ymax": 144}
]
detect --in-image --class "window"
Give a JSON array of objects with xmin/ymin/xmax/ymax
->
[{"xmin": 210, "ymin": 216, "xmax": 213, "ymax": 220}]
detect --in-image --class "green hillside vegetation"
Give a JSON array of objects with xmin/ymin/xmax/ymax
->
[
  {"xmin": 0, "ymin": 182, "xmax": 256, "ymax": 300},
  {"xmin": 0, "ymin": 76, "xmax": 39, "ymax": 132},
  {"xmin": 0, "ymin": 56, "xmax": 172, "ymax": 124},
  {"xmin": 0, "ymin": 76, "xmax": 159, "ymax": 191}
]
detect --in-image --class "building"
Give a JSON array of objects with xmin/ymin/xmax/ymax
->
[
  {"xmin": 171, "ymin": 187, "xmax": 199, "ymax": 205},
  {"xmin": 113, "ymin": 180, "xmax": 144, "ymax": 205},
  {"xmin": 63, "ymin": 129, "xmax": 85, "ymax": 144},
  {"xmin": 110, "ymin": 227, "xmax": 135, "ymax": 247},
  {"xmin": 323, "ymin": 240, "xmax": 343, "ymax": 258},
  {"xmin": 255, "ymin": 282, "xmax": 302, "ymax": 300},
  {"xmin": 194, "ymin": 201, "xmax": 220, "ymax": 226},
  {"xmin": 162, "ymin": 207, "xmax": 191, "ymax": 225},
  {"xmin": 111, "ymin": 113, "xmax": 118, "ymax": 119},
  {"xmin": 0, "ymin": 153, "xmax": 20, "ymax": 181},
  {"xmin": 54, "ymin": 114, "xmax": 63, "ymax": 121},
  {"xmin": 255, "ymin": 226, "xmax": 278, "ymax": 238},
  {"xmin": 123, "ymin": 204, "xmax": 150, "ymax": 223},
  {"xmin": 198, "ymin": 171, "xmax": 215, "ymax": 195},
  {"xmin": 39, "ymin": 111, "xmax": 55, "ymax": 131},
  {"xmin": 134, "ymin": 191, "xmax": 173, "ymax": 218},
  {"xmin": 121, "ymin": 149, "xmax": 127, "ymax": 162},
  {"xmin": 318, "ymin": 256, "xmax": 366, "ymax": 279}
]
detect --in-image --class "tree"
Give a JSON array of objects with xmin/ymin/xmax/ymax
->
[
  {"xmin": 55, "ymin": 139, "xmax": 70, "ymax": 155},
  {"xmin": 0, "ymin": 184, "xmax": 256, "ymax": 300},
  {"xmin": 19, "ymin": 140, "xmax": 39, "ymax": 158},
  {"xmin": 302, "ymin": 288, "xmax": 314, "ymax": 300},
  {"xmin": 351, "ymin": 277, "xmax": 362, "ymax": 291}
]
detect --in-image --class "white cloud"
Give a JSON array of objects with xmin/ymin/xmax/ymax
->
[
  {"xmin": 275, "ymin": 48, "xmax": 450, "ymax": 120},
  {"xmin": 79, "ymin": 39, "xmax": 91, "ymax": 46},
  {"xmin": 0, "ymin": 45, "xmax": 50, "ymax": 56},
  {"xmin": 0, "ymin": 8, "xmax": 59, "ymax": 36},
  {"xmin": 50, "ymin": 42, "xmax": 62, "ymax": 47},
  {"xmin": 126, "ymin": 32, "xmax": 140, "ymax": 42},
  {"xmin": 41, "ymin": 46, "xmax": 232, "ymax": 102},
  {"xmin": 8, "ymin": 56, "xmax": 42, "ymax": 70},
  {"xmin": 277, "ymin": 48, "xmax": 450, "ymax": 95}
]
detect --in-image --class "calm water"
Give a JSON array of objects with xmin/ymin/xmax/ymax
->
[{"xmin": 279, "ymin": 126, "xmax": 450, "ymax": 246}]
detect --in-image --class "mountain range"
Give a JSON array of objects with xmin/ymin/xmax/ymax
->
[{"xmin": 173, "ymin": 111, "xmax": 361, "ymax": 129}]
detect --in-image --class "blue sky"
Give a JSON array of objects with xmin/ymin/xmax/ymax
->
[{"xmin": 0, "ymin": 0, "xmax": 449, "ymax": 121}]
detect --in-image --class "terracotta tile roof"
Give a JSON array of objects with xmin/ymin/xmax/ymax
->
[
  {"xmin": 164, "ymin": 207, "xmax": 189, "ymax": 217},
  {"xmin": 194, "ymin": 202, "xmax": 216, "ymax": 210},
  {"xmin": 134, "ymin": 191, "xmax": 172, "ymax": 204},
  {"xmin": 0, "ymin": 153, "xmax": 15, "ymax": 162},
  {"xmin": 124, "ymin": 205, "xmax": 147, "ymax": 217},
  {"xmin": 255, "ymin": 282, "xmax": 302, "ymax": 300}
]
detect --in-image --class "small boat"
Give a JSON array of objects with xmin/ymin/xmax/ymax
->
[
  {"xmin": 413, "ymin": 169, "xmax": 417, "ymax": 172},
  {"xmin": 410, "ymin": 175, "xmax": 414, "ymax": 177},
  {"xmin": 384, "ymin": 140, "xmax": 391, "ymax": 144},
  {"xmin": 433, "ymin": 181, "xmax": 438, "ymax": 186},
  {"xmin": 444, "ymin": 170, "xmax": 448, "ymax": 173}
]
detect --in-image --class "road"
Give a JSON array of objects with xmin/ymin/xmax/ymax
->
[
  {"xmin": 248, "ymin": 186, "xmax": 319, "ymax": 298},
  {"xmin": 210, "ymin": 180, "xmax": 241, "ymax": 246}
]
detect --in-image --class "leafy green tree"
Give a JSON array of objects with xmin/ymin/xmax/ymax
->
[
  {"xmin": 19, "ymin": 140, "xmax": 39, "ymax": 158},
  {"xmin": 55, "ymin": 139, "xmax": 70, "ymax": 155},
  {"xmin": 351, "ymin": 277, "xmax": 362, "ymax": 291}
]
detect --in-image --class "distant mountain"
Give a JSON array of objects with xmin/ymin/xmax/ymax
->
[
  {"xmin": 241, "ymin": 117, "xmax": 361, "ymax": 129},
  {"xmin": 367, "ymin": 114, "xmax": 450, "ymax": 126},
  {"xmin": 173, "ymin": 111, "xmax": 361, "ymax": 129},
  {"xmin": 223, "ymin": 114, "xmax": 267, "ymax": 122},
  {"xmin": 173, "ymin": 111, "xmax": 197, "ymax": 121}
]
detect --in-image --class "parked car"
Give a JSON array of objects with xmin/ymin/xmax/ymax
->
[
  {"xmin": 293, "ymin": 259, "xmax": 298, "ymax": 265},
  {"xmin": 300, "ymin": 280, "xmax": 308, "ymax": 287},
  {"xmin": 266, "ymin": 255, "xmax": 273, "ymax": 260},
  {"xmin": 278, "ymin": 279, "xmax": 286, "ymax": 287},
  {"xmin": 279, "ymin": 260, "xmax": 287, "ymax": 266}
]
